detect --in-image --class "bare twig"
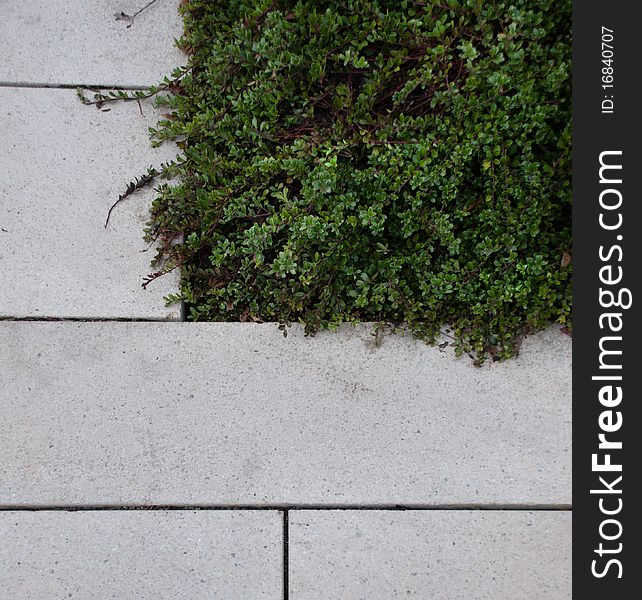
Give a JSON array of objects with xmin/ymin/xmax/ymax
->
[{"xmin": 115, "ymin": 0, "xmax": 160, "ymax": 28}]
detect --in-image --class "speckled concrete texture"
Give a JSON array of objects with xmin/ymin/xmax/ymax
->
[
  {"xmin": 288, "ymin": 510, "xmax": 571, "ymax": 599},
  {"xmin": 0, "ymin": 87, "xmax": 180, "ymax": 319},
  {"xmin": 0, "ymin": 0, "xmax": 184, "ymax": 87},
  {"xmin": 0, "ymin": 321, "xmax": 571, "ymax": 507},
  {"xmin": 0, "ymin": 510, "xmax": 282, "ymax": 599}
]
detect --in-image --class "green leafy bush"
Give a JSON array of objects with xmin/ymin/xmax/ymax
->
[{"xmin": 105, "ymin": 0, "xmax": 573, "ymax": 360}]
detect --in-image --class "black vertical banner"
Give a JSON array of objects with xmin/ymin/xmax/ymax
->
[{"xmin": 573, "ymin": 1, "xmax": 641, "ymax": 597}]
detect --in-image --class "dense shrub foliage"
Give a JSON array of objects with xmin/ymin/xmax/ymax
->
[{"xmin": 107, "ymin": 1, "xmax": 573, "ymax": 359}]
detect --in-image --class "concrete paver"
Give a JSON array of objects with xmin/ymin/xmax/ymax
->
[
  {"xmin": 0, "ymin": 0, "xmax": 184, "ymax": 87},
  {"xmin": 0, "ymin": 509, "xmax": 282, "ymax": 599},
  {"xmin": 288, "ymin": 509, "xmax": 571, "ymax": 599},
  {"xmin": 0, "ymin": 87, "xmax": 180, "ymax": 319},
  {"xmin": 0, "ymin": 321, "xmax": 571, "ymax": 507}
]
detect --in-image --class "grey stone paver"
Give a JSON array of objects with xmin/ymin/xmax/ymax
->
[
  {"xmin": 288, "ymin": 509, "xmax": 571, "ymax": 599},
  {"xmin": 0, "ymin": 0, "xmax": 184, "ymax": 87},
  {"xmin": 0, "ymin": 321, "xmax": 570, "ymax": 507},
  {"xmin": 0, "ymin": 510, "xmax": 282, "ymax": 599},
  {"xmin": 0, "ymin": 87, "xmax": 179, "ymax": 319}
]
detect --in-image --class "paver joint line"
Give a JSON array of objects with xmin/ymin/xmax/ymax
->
[
  {"xmin": 0, "ymin": 82, "xmax": 150, "ymax": 90},
  {"xmin": 283, "ymin": 510, "xmax": 290, "ymax": 600},
  {"xmin": 0, "ymin": 505, "xmax": 572, "ymax": 512},
  {"xmin": 0, "ymin": 317, "xmax": 180, "ymax": 323}
]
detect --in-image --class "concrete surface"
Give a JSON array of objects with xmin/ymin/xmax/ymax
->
[
  {"xmin": 0, "ymin": 321, "xmax": 571, "ymax": 507},
  {"xmin": 1, "ymin": 1, "xmax": 573, "ymax": 595},
  {"xmin": 0, "ymin": 87, "xmax": 180, "ymax": 319},
  {"xmin": 0, "ymin": 0, "xmax": 184, "ymax": 87},
  {"xmin": 0, "ymin": 510, "xmax": 282, "ymax": 599},
  {"xmin": 288, "ymin": 509, "xmax": 571, "ymax": 599}
]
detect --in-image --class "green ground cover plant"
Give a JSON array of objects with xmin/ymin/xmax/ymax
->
[{"xmin": 83, "ymin": 0, "xmax": 572, "ymax": 361}]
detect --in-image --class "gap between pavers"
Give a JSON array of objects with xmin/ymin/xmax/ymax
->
[
  {"xmin": 288, "ymin": 509, "xmax": 571, "ymax": 600},
  {"xmin": 0, "ymin": 87, "xmax": 180, "ymax": 320},
  {"xmin": 0, "ymin": 0, "xmax": 185, "ymax": 88},
  {"xmin": 0, "ymin": 509, "xmax": 283, "ymax": 600},
  {"xmin": 0, "ymin": 321, "xmax": 571, "ymax": 507}
]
